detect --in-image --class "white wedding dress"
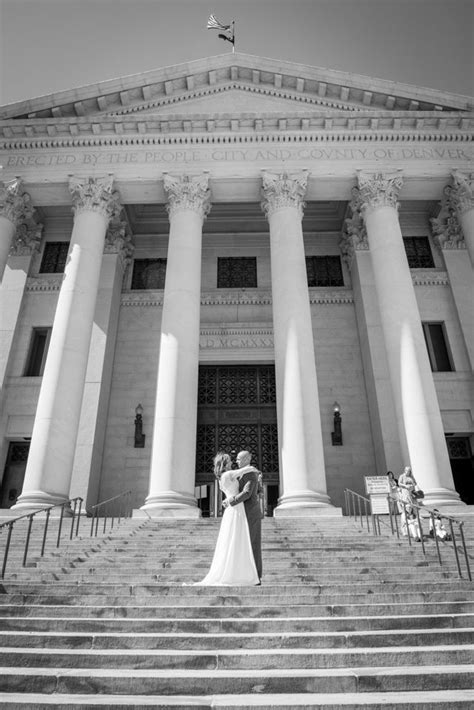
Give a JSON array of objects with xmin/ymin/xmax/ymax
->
[{"xmin": 194, "ymin": 471, "xmax": 260, "ymax": 586}]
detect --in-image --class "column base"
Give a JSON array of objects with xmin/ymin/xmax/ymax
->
[
  {"xmin": 141, "ymin": 490, "xmax": 202, "ymax": 519},
  {"xmin": 422, "ymin": 488, "xmax": 465, "ymax": 508},
  {"xmin": 274, "ymin": 490, "xmax": 340, "ymax": 517},
  {"xmin": 10, "ymin": 490, "xmax": 71, "ymax": 514}
]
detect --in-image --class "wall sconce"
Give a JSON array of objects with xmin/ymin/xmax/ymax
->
[
  {"xmin": 134, "ymin": 403, "xmax": 145, "ymax": 448},
  {"xmin": 331, "ymin": 401, "xmax": 343, "ymax": 446}
]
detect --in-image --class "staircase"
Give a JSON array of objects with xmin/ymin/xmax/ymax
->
[{"xmin": 0, "ymin": 515, "xmax": 473, "ymax": 708}]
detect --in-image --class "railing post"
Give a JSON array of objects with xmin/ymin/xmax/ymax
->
[
  {"xmin": 75, "ymin": 499, "xmax": 82, "ymax": 538},
  {"xmin": 22, "ymin": 515, "xmax": 34, "ymax": 567},
  {"xmin": 449, "ymin": 519, "xmax": 463, "ymax": 578},
  {"xmin": 415, "ymin": 507, "xmax": 425, "ymax": 555},
  {"xmin": 1, "ymin": 522, "xmax": 14, "ymax": 578},
  {"xmin": 459, "ymin": 523, "xmax": 472, "ymax": 582},
  {"xmin": 56, "ymin": 505, "xmax": 65, "ymax": 548},
  {"xmin": 41, "ymin": 508, "xmax": 51, "ymax": 557},
  {"xmin": 70, "ymin": 499, "xmax": 78, "ymax": 540}
]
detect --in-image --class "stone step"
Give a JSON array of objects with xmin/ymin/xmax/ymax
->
[
  {"xmin": 2, "ymin": 600, "xmax": 473, "ymax": 618},
  {"xmin": 1, "ymin": 627, "xmax": 473, "ymax": 650},
  {"xmin": 0, "ymin": 664, "xmax": 473, "ymax": 695},
  {"xmin": 2, "ymin": 612, "xmax": 473, "ymax": 633},
  {"xmin": 2, "ymin": 590, "xmax": 472, "ymax": 607},
  {"xmin": 1, "ymin": 689, "xmax": 474, "ymax": 709}
]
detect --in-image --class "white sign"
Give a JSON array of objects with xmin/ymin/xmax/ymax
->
[
  {"xmin": 364, "ymin": 476, "xmax": 390, "ymax": 495},
  {"xmin": 370, "ymin": 494, "xmax": 390, "ymax": 515}
]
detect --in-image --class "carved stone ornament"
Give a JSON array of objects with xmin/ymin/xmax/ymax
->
[
  {"xmin": 430, "ymin": 205, "xmax": 465, "ymax": 251},
  {"xmin": 447, "ymin": 170, "xmax": 474, "ymax": 216},
  {"xmin": 356, "ymin": 171, "xmax": 404, "ymax": 214},
  {"xmin": 9, "ymin": 220, "xmax": 43, "ymax": 256},
  {"xmin": 163, "ymin": 173, "xmax": 211, "ymax": 221},
  {"xmin": 0, "ymin": 178, "xmax": 35, "ymax": 227},
  {"xmin": 340, "ymin": 202, "xmax": 368, "ymax": 268},
  {"xmin": 105, "ymin": 216, "xmax": 134, "ymax": 268},
  {"xmin": 69, "ymin": 175, "xmax": 122, "ymax": 222},
  {"xmin": 261, "ymin": 171, "xmax": 308, "ymax": 220}
]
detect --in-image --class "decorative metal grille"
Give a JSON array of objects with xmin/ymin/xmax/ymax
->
[
  {"xmin": 196, "ymin": 366, "xmax": 279, "ymax": 475},
  {"xmin": 39, "ymin": 242, "xmax": 69, "ymax": 273},
  {"xmin": 217, "ymin": 257, "xmax": 257, "ymax": 288},
  {"xmin": 9, "ymin": 443, "xmax": 30, "ymax": 463},
  {"xmin": 261, "ymin": 423, "xmax": 279, "ymax": 472},
  {"xmin": 306, "ymin": 256, "xmax": 344, "ymax": 287},
  {"xmin": 219, "ymin": 367, "xmax": 259, "ymax": 405},
  {"xmin": 131, "ymin": 259, "xmax": 167, "ymax": 289},
  {"xmin": 258, "ymin": 366, "xmax": 277, "ymax": 404},
  {"xmin": 447, "ymin": 438, "xmax": 471, "ymax": 459},
  {"xmin": 196, "ymin": 424, "xmax": 217, "ymax": 474},
  {"xmin": 403, "ymin": 237, "xmax": 435, "ymax": 268},
  {"xmin": 197, "ymin": 368, "xmax": 217, "ymax": 405}
]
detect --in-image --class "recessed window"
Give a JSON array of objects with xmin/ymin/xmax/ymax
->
[
  {"xmin": 39, "ymin": 242, "xmax": 69, "ymax": 273},
  {"xmin": 24, "ymin": 328, "xmax": 52, "ymax": 377},
  {"xmin": 403, "ymin": 237, "xmax": 435, "ymax": 268},
  {"xmin": 306, "ymin": 256, "xmax": 344, "ymax": 287},
  {"xmin": 217, "ymin": 257, "xmax": 257, "ymax": 288},
  {"xmin": 131, "ymin": 259, "xmax": 167, "ymax": 289},
  {"xmin": 423, "ymin": 322, "xmax": 454, "ymax": 372}
]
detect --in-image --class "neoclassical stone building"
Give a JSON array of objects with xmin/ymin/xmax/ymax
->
[{"xmin": 0, "ymin": 54, "xmax": 472, "ymax": 517}]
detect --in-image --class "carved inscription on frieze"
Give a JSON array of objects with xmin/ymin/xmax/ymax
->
[
  {"xmin": 200, "ymin": 329, "xmax": 274, "ymax": 350},
  {"xmin": 6, "ymin": 145, "xmax": 472, "ymax": 169}
]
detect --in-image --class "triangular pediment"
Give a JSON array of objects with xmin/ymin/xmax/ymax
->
[{"xmin": 1, "ymin": 53, "xmax": 472, "ymax": 121}]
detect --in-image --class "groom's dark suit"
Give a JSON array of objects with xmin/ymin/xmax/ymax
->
[{"xmin": 229, "ymin": 466, "xmax": 262, "ymax": 580}]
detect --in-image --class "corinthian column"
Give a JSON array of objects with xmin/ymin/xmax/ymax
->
[
  {"xmin": 448, "ymin": 171, "xmax": 474, "ymax": 264},
  {"xmin": 261, "ymin": 171, "xmax": 333, "ymax": 515},
  {"xmin": 355, "ymin": 171, "xmax": 461, "ymax": 507},
  {"xmin": 0, "ymin": 179, "xmax": 35, "ymax": 281},
  {"xmin": 13, "ymin": 176, "xmax": 121, "ymax": 511},
  {"xmin": 431, "ymin": 182, "xmax": 474, "ymax": 369},
  {"xmin": 142, "ymin": 174, "xmax": 210, "ymax": 517}
]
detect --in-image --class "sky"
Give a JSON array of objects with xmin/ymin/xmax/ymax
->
[{"xmin": 0, "ymin": 0, "xmax": 473, "ymax": 106}]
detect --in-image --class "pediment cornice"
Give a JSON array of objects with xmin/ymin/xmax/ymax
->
[
  {"xmin": 1, "ymin": 52, "xmax": 472, "ymax": 121},
  {"xmin": 1, "ymin": 111, "xmax": 472, "ymax": 150}
]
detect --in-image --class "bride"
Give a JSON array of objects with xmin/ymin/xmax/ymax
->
[{"xmin": 193, "ymin": 451, "xmax": 260, "ymax": 586}]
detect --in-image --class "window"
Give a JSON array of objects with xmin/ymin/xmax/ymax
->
[
  {"xmin": 422, "ymin": 323, "xmax": 454, "ymax": 372},
  {"xmin": 217, "ymin": 257, "xmax": 257, "ymax": 288},
  {"xmin": 24, "ymin": 328, "xmax": 51, "ymax": 376},
  {"xmin": 305, "ymin": 256, "xmax": 344, "ymax": 287},
  {"xmin": 403, "ymin": 237, "xmax": 435, "ymax": 268},
  {"xmin": 39, "ymin": 242, "xmax": 69, "ymax": 273},
  {"xmin": 131, "ymin": 259, "xmax": 167, "ymax": 289}
]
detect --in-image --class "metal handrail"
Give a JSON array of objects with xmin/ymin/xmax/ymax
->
[
  {"xmin": 0, "ymin": 497, "xmax": 83, "ymax": 579},
  {"xmin": 344, "ymin": 488, "xmax": 472, "ymax": 581},
  {"xmin": 89, "ymin": 490, "xmax": 133, "ymax": 537}
]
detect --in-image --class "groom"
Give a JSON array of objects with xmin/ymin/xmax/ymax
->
[{"xmin": 222, "ymin": 450, "xmax": 262, "ymax": 582}]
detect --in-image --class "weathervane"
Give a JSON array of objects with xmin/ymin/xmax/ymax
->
[{"xmin": 207, "ymin": 14, "xmax": 235, "ymax": 53}]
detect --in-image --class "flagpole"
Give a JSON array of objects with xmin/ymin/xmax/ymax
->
[{"xmin": 232, "ymin": 21, "xmax": 235, "ymax": 53}]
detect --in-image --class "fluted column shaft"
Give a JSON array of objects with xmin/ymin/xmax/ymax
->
[
  {"xmin": 13, "ymin": 177, "xmax": 121, "ymax": 511},
  {"xmin": 0, "ymin": 179, "xmax": 34, "ymax": 281},
  {"xmin": 143, "ymin": 174, "xmax": 210, "ymax": 517},
  {"xmin": 356, "ymin": 171, "xmax": 461, "ymax": 507},
  {"xmin": 262, "ymin": 172, "xmax": 332, "ymax": 515}
]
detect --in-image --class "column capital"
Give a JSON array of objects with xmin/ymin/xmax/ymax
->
[
  {"xmin": 430, "ymin": 206, "xmax": 465, "ymax": 251},
  {"xmin": 261, "ymin": 171, "xmax": 308, "ymax": 220},
  {"xmin": 69, "ymin": 175, "xmax": 122, "ymax": 222},
  {"xmin": 10, "ymin": 220, "xmax": 43, "ymax": 256},
  {"xmin": 163, "ymin": 173, "xmax": 211, "ymax": 221},
  {"xmin": 447, "ymin": 170, "xmax": 474, "ymax": 216},
  {"xmin": 0, "ymin": 178, "xmax": 35, "ymax": 227},
  {"xmin": 355, "ymin": 171, "xmax": 404, "ymax": 214},
  {"xmin": 340, "ymin": 205, "xmax": 369, "ymax": 269},
  {"xmin": 105, "ymin": 216, "xmax": 134, "ymax": 269}
]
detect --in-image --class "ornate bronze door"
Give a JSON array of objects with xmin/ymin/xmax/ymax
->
[{"xmin": 196, "ymin": 365, "xmax": 279, "ymax": 514}]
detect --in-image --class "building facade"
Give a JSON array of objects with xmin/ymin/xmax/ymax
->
[{"xmin": 0, "ymin": 53, "xmax": 473, "ymax": 517}]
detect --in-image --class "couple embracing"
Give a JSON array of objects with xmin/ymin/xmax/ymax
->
[{"xmin": 194, "ymin": 450, "xmax": 262, "ymax": 586}]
